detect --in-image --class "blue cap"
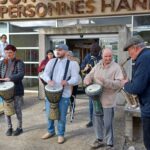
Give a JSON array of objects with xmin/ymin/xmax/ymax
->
[{"xmin": 56, "ymin": 44, "xmax": 68, "ymax": 51}]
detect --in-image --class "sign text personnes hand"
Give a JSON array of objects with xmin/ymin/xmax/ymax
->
[{"xmin": 48, "ymin": 80, "xmax": 55, "ymax": 86}]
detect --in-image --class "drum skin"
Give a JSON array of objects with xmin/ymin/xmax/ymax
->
[
  {"xmin": 45, "ymin": 84, "xmax": 63, "ymax": 120},
  {"xmin": 0, "ymin": 82, "xmax": 14, "ymax": 102},
  {"xmin": 85, "ymin": 84, "xmax": 103, "ymax": 115}
]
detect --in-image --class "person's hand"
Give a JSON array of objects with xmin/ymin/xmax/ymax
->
[
  {"xmin": 61, "ymin": 80, "xmax": 68, "ymax": 86},
  {"xmin": 84, "ymin": 78, "xmax": 92, "ymax": 85},
  {"xmin": 2, "ymin": 78, "xmax": 10, "ymax": 81},
  {"xmin": 48, "ymin": 80, "xmax": 55, "ymax": 86},
  {"xmin": 121, "ymin": 79, "xmax": 129, "ymax": 86}
]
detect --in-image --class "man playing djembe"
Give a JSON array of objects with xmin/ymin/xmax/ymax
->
[
  {"xmin": 84, "ymin": 48, "xmax": 123, "ymax": 150},
  {"xmin": 41, "ymin": 44, "xmax": 79, "ymax": 144},
  {"xmin": 0, "ymin": 45, "xmax": 25, "ymax": 136}
]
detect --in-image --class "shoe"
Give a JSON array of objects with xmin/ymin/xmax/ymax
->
[
  {"xmin": 6, "ymin": 128, "xmax": 13, "ymax": 136},
  {"xmin": 41, "ymin": 132, "xmax": 55, "ymax": 140},
  {"xmin": 127, "ymin": 146, "xmax": 135, "ymax": 150},
  {"xmin": 86, "ymin": 121, "xmax": 93, "ymax": 128},
  {"xmin": 105, "ymin": 145, "xmax": 114, "ymax": 150},
  {"xmin": 13, "ymin": 128, "xmax": 23, "ymax": 136},
  {"xmin": 58, "ymin": 136, "xmax": 65, "ymax": 144},
  {"xmin": 90, "ymin": 139, "xmax": 104, "ymax": 149}
]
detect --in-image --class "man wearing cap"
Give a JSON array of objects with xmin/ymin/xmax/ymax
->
[
  {"xmin": 41, "ymin": 44, "xmax": 79, "ymax": 144},
  {"xmin": 81, "ymin": 42, "xmax": 102, "ymax": 128},
  {"xmin": 0, "ymin": 44, "xmax": 25, "ymax": 136},
  {"xmin": 122, "ymin": 35, "xmax": 150, "ymax": 150}
]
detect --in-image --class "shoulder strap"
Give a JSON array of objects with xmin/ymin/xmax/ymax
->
[
  {"xmin": 50, "ymin": 58, "xmax": 58, "ymax": 80},
  {"xmin": 63, "ymin": 59, "xmax": 70, "ymax": 80}
]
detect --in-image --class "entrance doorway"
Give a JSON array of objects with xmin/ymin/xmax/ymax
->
[
  {"xmin": 49, "ymin": 34, "xmax": 119, "ymax": 63},
  {"xmin": 66, "ymin": 38, "xmax": 99, "ymax": 63}
]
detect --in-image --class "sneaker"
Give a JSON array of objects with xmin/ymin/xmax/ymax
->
[
  {"xmin": 90, "ymin": 139, "xmax": 104, "ymax": 149},
  {"xmin": 6, "ymin": 128, "xmax": 13, "ymax": 136},
  {"xmin": 86, "ymin": 121, "xmax": 93, "ymax": 128},
  {"xmin": 105, "ymin": 145, "xmax": 114, "ymax": 150},
  {"xmin": 13, "ymin": 128, "xmax": 23, "ymax": 136},
  {"xmin": 41, "ymin": 132, "xmax": 55, "ymax": 140},
  {"xmin": 127, "ymin": 146, "xmax": 135, "ymax": 150}
]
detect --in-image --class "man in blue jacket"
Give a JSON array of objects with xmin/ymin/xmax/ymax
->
[
  {"xmin": 122, "ymin": 36, "xmax": 150, "ymax": 150},
  {"xmin": 81, "ymin": 43, "xmax": 102, "ymax": 127}
]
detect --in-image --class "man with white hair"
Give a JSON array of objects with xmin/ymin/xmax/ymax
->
[{"xmin": 84, "ymin": 48, "xmax": 123, "ymax": 150}]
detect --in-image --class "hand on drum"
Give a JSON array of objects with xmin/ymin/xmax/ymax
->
[
  {"xmin": 84, "ymin": 78, "xmax": 92, "ymax": 85},
  {"xmin": 61, "ymin": 80, "xmax": 68, "ymax": 87},
  {"xmin": 0, "ymin": 78, "xmax": 10, "ymax": 81},
  {"xmin": 48, "ymin": 80, "xmax": 55, "ymax": 86}
]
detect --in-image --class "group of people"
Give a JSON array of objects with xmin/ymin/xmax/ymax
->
[{"xmin": 0, "ymin": 34, "xmax": 150, "ymax": 150}]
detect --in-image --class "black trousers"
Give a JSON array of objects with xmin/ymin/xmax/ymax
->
[{"xmin": 142, "ymin": 117, "xmax": 150, "ymax": 150}]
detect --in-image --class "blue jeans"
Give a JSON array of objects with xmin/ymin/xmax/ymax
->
[
  {"xmin": 45, "ymin": 97, "xmax": 70, "ymax": 136},
  {"xmin": 89, "ymin": 97, "xmax": 93, "ymax": 122}
]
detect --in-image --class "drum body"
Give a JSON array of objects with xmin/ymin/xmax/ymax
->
[
  {"xmin": 0, "ymin": 82, "xmax": 14, "ymax": 102},
  {"xmin": 0, "ymin": 97, "xmax": 4, "ymax": 114},
  {"xmin": 85, "ymin": 84, "xmax": 103, "ymax": 115},
  {"xmin": 0, "ymin": 82, "xmax": 15, "ymax": 116},
  {"xmin": 45, "ymin": 84, "xmax": 63, "ymax": 120}
]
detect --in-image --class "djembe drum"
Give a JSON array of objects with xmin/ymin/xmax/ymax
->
[
  {"xmin": 0, "ymin": 81, "xmax": 15, "ymax": 116},
  {"xmin": 45, "ymin": 84, "xmax": 63, "ymax": 120},
  {"xmin": 85, "ymin": 84, "xmax": 103, "ymax": 115}
]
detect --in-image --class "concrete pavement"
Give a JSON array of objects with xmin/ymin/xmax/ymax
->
[{"xmin": 0, "ymin": 93, "xmax": 146, "ymax": 150}]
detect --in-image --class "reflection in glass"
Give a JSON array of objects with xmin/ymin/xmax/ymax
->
[
  {"xmin": 16, "ymin": 49, "xmax": 39, "ymax": 62},
  {"xmin": 10, "ymin": 34, "xmax": 38, "ymax": 47},
  {"xmin": 23, "ymin": 78, "xmax": 38, "ymax": 91},
  {"xmin": 50, "ymin": 39, "xmax": 65, "ymax": 50},
  {"xmin": 25, "ymin": 64, "xmax": 38, "ymax": 76}
]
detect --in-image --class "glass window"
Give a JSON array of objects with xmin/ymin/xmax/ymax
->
[
  {"xmin": 0, "ymin": 23, "xmax": 8, "ymax": 34},
  {"xmin": 16, "ymin": 49, "xmax": 39, "ymax": 62},
  {"xmin": 49, "ymin": 39, "xmax": 65, "ymax": 50},
  {"xmin": 91, "ymin": 16, "xmax": 131, "ymax": 26},
  {"xmin": 25, "ymin": 64, "xmax": 38, "ymax": 76},
  {"xmin": 23, "ymin": 78, "xmax": 38, "ymax": 91},
  {"xmin": 100, "ymin": 36, "xmax": 119, "ymax": 62},
  {"xmin": 134, "ymin": 15, "xmax": 150, "ymax": 27},
  {"xmin": 9, "ymin": 34, "xmax": 38, "ymax": 47},
  {"xmin": 9, "ymin": 23, "xmax": 37, "ymax": 33}
]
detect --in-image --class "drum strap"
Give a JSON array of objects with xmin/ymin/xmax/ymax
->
[
  {"xmin": 50, "ymin": 58, "xmax": 58, "ymax": 80},
  {"xmin": 50, "ymin": 58, "xmax": 70, "ymax": 81},
  {"xmin": 63, "ymin": 60, "xmax": 70, "ymax": 80}
]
